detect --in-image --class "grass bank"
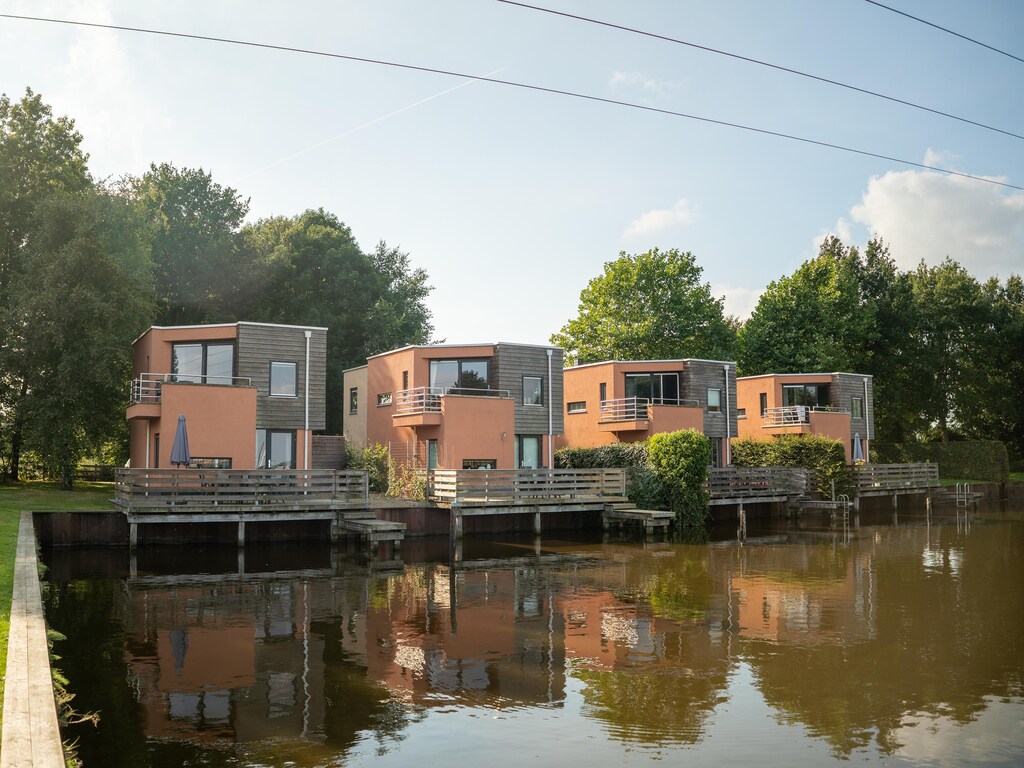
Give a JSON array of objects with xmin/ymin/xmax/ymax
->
[{"xmin": 0, "ymin": 481, "xmax": 113, "ymax": 722}]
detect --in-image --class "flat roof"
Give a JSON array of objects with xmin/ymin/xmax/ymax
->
[
  {"xmin": 736, "ymin": 372, "xmax": 873, "ymax": 380},
  {"xmin": 367, "ymin": 341, "xmax": 561, "ymax": 360},
  {"xmin": 134, "ymin": 321, "xmax": 328, "ymax": 344},
  {"xmin": 567, "ymin": 358, "xmax": 736, "ymax": 370}
]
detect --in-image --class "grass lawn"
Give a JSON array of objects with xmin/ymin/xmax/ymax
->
[{"xmin": 0, "ymin": 481, "xmax": 114, "ymax": 723}]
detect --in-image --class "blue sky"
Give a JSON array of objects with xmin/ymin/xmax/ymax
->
[{"xmin": 2, "ymin": 0, "xmax": 1021, "ymax": 345}]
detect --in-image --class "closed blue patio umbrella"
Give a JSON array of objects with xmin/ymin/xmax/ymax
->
[
  {"xmin": 170, "ymin": 414, "xmax": 191, "ymax": 467},
  {"xmin": 852, "ymin": 433, "xmax": 864, "ymax": 463}
]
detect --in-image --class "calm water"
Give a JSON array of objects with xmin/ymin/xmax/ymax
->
[{"xmin": 42, "ymin": 502, "xmax": 1024, "ymax": 767}]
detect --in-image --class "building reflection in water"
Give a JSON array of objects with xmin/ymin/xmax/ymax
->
[{"xmin": 42, "ymin": 509, "xmax": 1024, "ymax": 766}]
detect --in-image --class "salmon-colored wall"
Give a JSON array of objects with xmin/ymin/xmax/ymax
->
[
  {"xmin": 437, "ymin": 395, "xmax": 515, "ymax": 468},
  {"xmin": 809, "ymin": 411, "xmax": 853, "ymax": 462},
  {"xmin": 149, "ymin": 384, "xmax": 258, "ymax": 469},
  {"xmin": 133, "ymin": 325, "xmax": 239, "ymax": 377},
  {"xmin": 563, "ymin": 362, "xmax": 703, "ymax": 449},
  {"xmin": 365, "ymin": 345, "xmax": 514, "ymax": 468},
  {"xmin": 342, "ymin": 366, "xmax": 368, "ymax": 448},
  {"xmin": 735, "ymin": 375, "xmax": 855, "ymax": 462}
]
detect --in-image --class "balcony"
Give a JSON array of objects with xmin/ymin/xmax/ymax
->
[
  {"xmin": 393, "ymin": 386, "xmax": 511, "ymax": 427},
  {"xmin": 762, "ymin": 405, "xmax": 849, "ymax": 428},
  {"xmin": 130, "ymin": 372, "xmax": 254, "ymax": 404},
  {"xmin": 598, "ymin": 397, "xmax": 701, "ymax": 433},
  {"xmin": 127, "ymin": 372, "xmax": 254, "ymax": 420}
]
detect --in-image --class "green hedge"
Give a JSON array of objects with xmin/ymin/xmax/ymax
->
[
  {"xmin": 648, "ymin": 431, "xmax": 711, "ymax": 528},
  {"xmin": 872, "ymin": 441, "xmax": 1009, "ymax": 482},
  {"xmin": 731, "ymin": 434, "xmax": 851, "ymax": 497},
  {"xmin": 555, "ymin": 442, "xmax": 665, "ymax": 510}
]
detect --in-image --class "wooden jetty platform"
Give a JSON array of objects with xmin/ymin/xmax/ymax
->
[
  {"xmin": 114, "ymin": 468, "xmax": 404, "ymax": 548},
  {"xmin": 430, "ymin": 468, "xmax": 670, "ymax": 536}
]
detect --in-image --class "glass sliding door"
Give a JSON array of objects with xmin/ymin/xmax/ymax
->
[
  {"xmin": 624, "ymin": 372, "xmax": 680, "ymax": 404},
  {"xmin": 429, "ymin": 359, "xmax": 490, "ymax": 394}
]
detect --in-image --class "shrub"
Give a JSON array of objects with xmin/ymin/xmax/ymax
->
[
  {"xmin": 872, "ymin": 441, "xmax": 1009, "ymax": 482},
  {"xmin": 386, "ymin": 458, "xmax": 427, "ymax": 501},
  {"xmin": 647, "ymin": 430, "xmax": 711, "ymax": 528},
  {"xmin": 345, "ymin": 442, "xmax": 390, "ymax": 493},
  {"xmin": 732, "ymin": 434, "xmax": 851, "ymax": 497},
  {"xmin": 555, "ymin": 442, "xmax": 666, "ymax": 510}
]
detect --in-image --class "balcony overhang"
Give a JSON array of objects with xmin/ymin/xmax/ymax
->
[
  {"xmin": 598, "ymin": 419, "xmax": 649, "ymax": 433},
  {"xmin": 126, "ymin": 402, "xmax": 160, "ymax": 421},
  {"xmin": 393, "ymin": 412, "xmax": 443, "ymax": 428}
]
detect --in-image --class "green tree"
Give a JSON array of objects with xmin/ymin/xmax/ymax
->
[
  {"xmin": 738, "ymin": 236, "xmax": 869, "ymax": 375},
  {"xmin": 241, "ymin": 209, "xmax": 380, "ymax": 433},
  {"xmin": 0, "ymin": 89, "xmax": 92, "ymax": 480},
  {"xmin": 908, "ymin": 258, "xmax": 992, "ymax": 442},
  {"xmin": 123, "ymin": 162, "xmax": 249, "ymax": 325},
  {"xmin": 360, "ymin": 240, "xmax": 434, "ymax": 358},
  {"xmin": 551, "ymin": 248, "xmax": 735, "ymax": 365},
  {"xmin": 9, "ymin": 190, "xmax": 153, "ymax": 488}
]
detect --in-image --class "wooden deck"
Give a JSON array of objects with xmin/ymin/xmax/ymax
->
[
  {"xmin": 113, "ymin": 468, "xmax": 404, "ymax": 547},
  {"xmin": 852, "ymin": 463, "xmax": 939, "ymax": 496},
  {"xmin": 430, "ymin": 468, "xmax": 627, "ymax": 508},
  {"xmin": 707, "ymin": 467, "xmax": 813, "ymax": 506}
]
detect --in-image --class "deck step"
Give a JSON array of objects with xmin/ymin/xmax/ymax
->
[
  {"xmin": 335, "ymin": 517, "xmax": 406, "ymax": 542},
  {"xmin": 603, "ymin": 505, "xmax": 674, "ymax": 530}
]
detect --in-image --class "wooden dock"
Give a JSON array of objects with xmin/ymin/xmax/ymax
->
[{"xmin": 113, "ymin": 468, "xmax": 404, "ymax": 548}]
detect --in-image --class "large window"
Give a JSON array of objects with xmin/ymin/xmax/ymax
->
[
  {"xmin": 625, "ymin": 372, "xmax": 680, "ymax": 404},
  {"xmin": 782, "ymin": 384, "xmax": 830, "ymax": 408},
  {"xmin": 256, "ymin": 429, "xmax": 295, "ymax": 469},
  {"xmin": 270, "ymin": 361, "xmax": 297, "ymax": 397},
  {"xmin": 172, "ymin": 342, "xmax": 234, "ymax": 384},
  {"xmin": 515, "ymin": 435, "xmax": 542, "ymax": 469},
  {"xmin": 523, "ymin": 376, "xmax": 543, "ymax": 406},
  {"xmin": 429, "ymin": 359, "xmax": 490, "ymax": 394}
]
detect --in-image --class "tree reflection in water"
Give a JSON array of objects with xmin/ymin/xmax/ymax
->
[{"xmin": 40, "ymin": 510, "xmax": 1024, "ymax": 766}]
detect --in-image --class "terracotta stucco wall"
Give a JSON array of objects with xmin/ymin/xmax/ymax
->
[{"xmin": 155, "ymin": 384, "xmax": 258, "ymax": 468}]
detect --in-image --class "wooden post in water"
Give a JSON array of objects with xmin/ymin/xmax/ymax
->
[
  {"xmin": 737, "ymin": 504, "xmax": 747, "ymax": 541},
  {"xmin": 237, "ymin": 520, "xmax": 246, "ymax": 548},
  {"xmin": 534, "ymin": 511, "xmax": 542, "ymax": 536},
  {"xmin": 129, "ymin": 522, "xmax": 138, "ymax": 550}
]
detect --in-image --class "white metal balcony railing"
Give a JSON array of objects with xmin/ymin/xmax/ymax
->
[
  {"xmin": 599, "ymin": 397, "xmax": 701, "ymax": 422},
  {"xmin": 130, "ymin": 372, "xmax": 253, "ymax": 404},
  {"xmin": 394, "ymin": 386, "xmax": 511, "ymax": 415},
  {"xmin": 761, "ymin": 405, "xmax": 850, "ymax": 427}
]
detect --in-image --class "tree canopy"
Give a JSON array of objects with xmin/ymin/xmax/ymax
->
[{"xmin": 551, "ymin": 248, "xmax": 736, "ymax": 365}]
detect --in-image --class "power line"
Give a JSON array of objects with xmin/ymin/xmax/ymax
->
[
  {"xmin": 863, "ymin": 0, "xmax": 1024, "ymax": 64},
  {"xmin": 1, "ymin": 12, "xmax": 1020, "ymax": 191},
  {"xmin": 496, "ymin": 0, "xmax": 1024, "ymax": 141}
]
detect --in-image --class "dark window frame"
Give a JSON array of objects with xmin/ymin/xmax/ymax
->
[
  {"xmin": 269, "ymin": 360, "xmax": 298, "ymax": 397},
  {"xmin": 759, "ymin": 392, "xmax": 768, "ymax": 417},
  {"xmin": 567, "ymin": 401, "xmax": 587, "ymax": 413},
  {"xmin": 171, "ymin": 340, "xmax": 235, "ymax": 384},
  {"xmin": 523, "ymin": 375, "xmax": 544, "ymax": 406},
  {"xmin": 256, "ymin": 429, "xmax": 296, "ymax": 469},
  {"xmin": 852, "ymin": 397, "xmax": 864, "ymax": 420},
  {"xmin": 349, "ymin": 387, "xmax": 359, "ymax": 414},
  {"xmin": 429, "ymin": 358, "xmax": 491, "ymax": 394},
  {"xmin": 707, "ymin": 388, "xmax": 722, "ymax": 413},
  {"xmin": 624, "ymin": 371, "xmax": 681, "ymax": 405}
]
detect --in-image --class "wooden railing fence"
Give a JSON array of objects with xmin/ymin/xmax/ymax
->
[{"xmin": 430, "ymin": 468, "xmax": 627, "ymax": 505}]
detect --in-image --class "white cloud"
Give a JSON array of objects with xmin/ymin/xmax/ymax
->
[
  {"xmin": 849, "ymin": 164, "xmax": 1024, "ymax": 276},
  {"xmin": 711, "ymin": 284, "xmax": 762, "ymax": 320},
  {"xmin": 609, "ymin": 70, "xmax": 679, "ymax": 97},
  {"xmin": 623, "ymin": 198, "xmax": 696, "ymax": 238}
]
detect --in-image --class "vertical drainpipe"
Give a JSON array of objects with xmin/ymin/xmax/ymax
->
[
  {"xmin": 547, "ymin": 348, "xmax": 554, "ymax": 469},
  {"xmin": 304, "ymin": 331, "xmax": 312, "ymax": 471},
  {"xmin": 863, "ymin": 376, "xmax": 870, "ymax": 464},
  {"xmin": 723, "ymin": 364, "xmax": 732, "ymax": 466}
]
